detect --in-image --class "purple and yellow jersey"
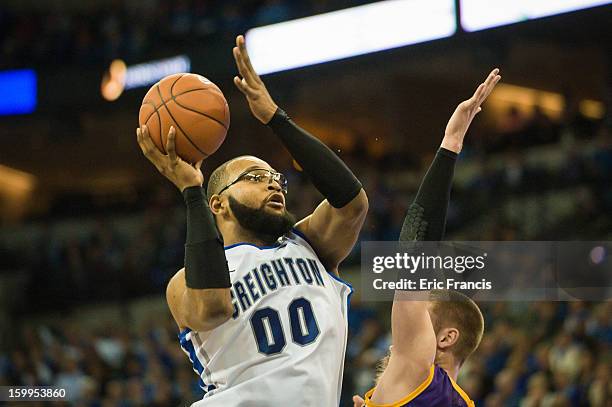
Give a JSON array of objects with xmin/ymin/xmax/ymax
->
[{"xmin": 364, "ymin": 365, "xmax": 475, "ymax": 407}]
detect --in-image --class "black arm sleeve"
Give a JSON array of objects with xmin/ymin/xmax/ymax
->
[
  {"xmin": 183, "ymin": 186, "xmax": 230, "ymax": 289},
  {"xmin": 399, "ymin": 148, "xmax": 458, "ymax": 241},
  {"xmin": 267, "ymin": 108, "xmax": 362, "ymax": 208}
]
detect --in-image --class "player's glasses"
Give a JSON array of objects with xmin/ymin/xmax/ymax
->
[{"xmin": 217, "ymin": 168, "xmax": 288, "ymax": 195}]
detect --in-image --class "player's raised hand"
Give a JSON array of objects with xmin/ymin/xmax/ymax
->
[
  {"xmin": 441, "ymin": 68, "xmax": 501, "ymax": 153},
  {"xmin": 232, "ymin": 34, "xmax": 278, "ymax": 124},
  {"xmin": 137, "ymin": 125, "xmax": 204, "ymax": 191}
]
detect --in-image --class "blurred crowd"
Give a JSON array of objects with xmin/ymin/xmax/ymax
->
[
  {"xmin": 1, "ymin": 300, "xmax": 610, "ymax": 406},
  {"xmin": 445, "ymin": 106, "xmax": 612, "ymax": 240},
  {"xmin": 1, "ymin": 315, "xmax": 206, "ymax": 406},
  {"xmin": 0, "ymin": 0, "xmax": 372, "ymax": 68}
]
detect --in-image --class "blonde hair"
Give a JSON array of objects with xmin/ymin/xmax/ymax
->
[
  {"xmin": 429, "ymin": 290, "xmax": 484, "ymax": 363},
  {"xmin": 375, "ymin": 291, "xmax": 484, "ymax": 382}
]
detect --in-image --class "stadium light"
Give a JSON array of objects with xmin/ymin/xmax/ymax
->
[
  {"xmin": 0, "ymin": 69, "xmax": 37, "ymax": 115},
  {"xmin": 485, "ymin": 82, "xmax": 605, "ymax": 121},
  {"xmin": 460, "ymin": 0, "xmax": 611, "ymax": 32},
  {"xmin": 101, "ymin": 55, "xmax": 191, "ymax": 101},
  {"xmin": 245, "ymin": 0, "xmax": 456, "ymax": 75}
]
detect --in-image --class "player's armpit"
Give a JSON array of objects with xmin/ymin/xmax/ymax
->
[
  {"xmin": 295, "ymin": 189, "xmax": 368, "ymax": 273},
  {"xmin": 166, "ymin": 268, "xmax": 233, "ymax": 332},
  {"xmin": 370, "ymin": 359, "xmax": 433, "ymax": 406}
]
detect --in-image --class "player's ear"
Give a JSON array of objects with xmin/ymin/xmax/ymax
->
[
  {"xmin": 209, "ymin": 194, "xmax": 226, "ymax": 215},
  {"xmin": 437, "ymin": 327, "xmax": 459, "ymax": 350}
]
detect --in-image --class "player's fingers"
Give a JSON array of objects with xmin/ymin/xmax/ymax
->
[
  {"xmin": 166, "ymin": 126, "xmax": 178, "ymax": 163},
  {"xmin": 195, "ymin": 160, "xmax": 203, "ymax": 171},
  {"xmin": 485, "ymin": 68, "xmax": 499, "ymax": 85},
  {"xmin": 136, "ymin": 127, "xmax": 145, "ymax": 152},
  {"xmin": 232, "ymin": 46, "xmax": 249, "ymax": 79},
  {"xmin": 236, "ymin": 36, "xmax": 254, "ymax": 73},
  {"xmin": 233, "ymin": 44, "xmax": 259, "ymax": 88},
  {"xmin": 233, "ymin": 75, "xmax": 256, "ymax": 97},
  {"xmin": 468, "ymin": 83, "xmax": 486, "ymax": 108},
  {"xmin": 141, "ymin": 125, "xmax": 159, "ymax": 150},
  {"xmin": 237, "ymin": 35, "xmax": 262, "ymax": 84},
  {"xmin": 481, "ymin": 74, "xmax": 501, "ymax": 101},
  {"xmin": 233, "ymin": 75, "xmax": 247, "ymax": 94},
  {"xmin": 478, "ymin": 69, "xmax": 500, "ymax": 101},
  {"xmin": 481, "ymin": 68, "xmax": 499, "ymax": 91},
  {"xmin": 138, "ymin": 126, "xmax": 164, "ymax": 161},
  {"xmin": 241, "ymin": 78, "xmax": 258, "ymax": 98},
  {"xmin": 237, "ymin": 35, "xmax": 248, "ymax": 56},
  {"xmin": 462, "ymin": 69, "xmax": 501, "ymax": 112},
  {"xmin": 234, "ymin": 76, "xmax": 258, "ymax": 98},
  {"xmin": 137, "ymin": 128, "xmax": 166, "ymax": 174},
  {"xmin": 233, "ymin": 75, "xmax": 251, "ymax": 96}
]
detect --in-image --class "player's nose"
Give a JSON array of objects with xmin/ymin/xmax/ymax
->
[{"xmin": 267, "ymin": 181, "xmax": 282, "ymax": 192}]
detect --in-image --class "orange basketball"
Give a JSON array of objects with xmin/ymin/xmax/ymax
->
[{"xmin": 139, "ymin": 73, "xmax": 230, "ymax": 163}]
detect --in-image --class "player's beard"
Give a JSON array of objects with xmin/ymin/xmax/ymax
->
[{"xmin": 228, "ymin": 195, "xmax": 296, "ymax": 244}]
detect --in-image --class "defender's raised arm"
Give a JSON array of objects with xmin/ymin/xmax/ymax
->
[
  {"xmin": 358, "ymin": 69, "xmax": 500, "ymax": 407},
  {"xmin": 401, "ymin": 68, "xmax": 501, "ymax": 242}
]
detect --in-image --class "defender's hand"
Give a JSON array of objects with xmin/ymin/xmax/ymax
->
[
  {"xmin": 442, "ymin": 68, "xmax": 501, "ymax": 153},
  {"xmin": 232, "ymin": 35, "xmax": 278, "ymax": 124},
  {"xmin": 137, "ymin": 125, "xmax": 204, "ymax": 192},
  {"xmin": 353, "ymin": 395, "xmax": 365, "ymax": 407}
]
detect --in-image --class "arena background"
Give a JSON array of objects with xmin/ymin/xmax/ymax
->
[{"xmin": 0, "ymin": 1, "xmax": 611, "ymax": 406}]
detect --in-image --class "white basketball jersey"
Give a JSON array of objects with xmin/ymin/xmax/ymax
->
[{"xmin": 178, "ymin": 229, "xmax": 353, "ymax": 406}]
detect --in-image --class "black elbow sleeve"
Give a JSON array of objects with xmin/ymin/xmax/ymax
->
[
  {"xmin": 267, "ymin": 108, "xmax": 362, "ymax": 208},
  {"xmin": 399, "ymin": 148, "xmax": 457, "ymax": 241},
  {"xmin": 183, "ymin": 187, "xmax": 230, "ymax": 289}
]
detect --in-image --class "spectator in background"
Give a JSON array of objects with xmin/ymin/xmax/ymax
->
[
  {"xmin": 54, "ymin": 355, "xmax": 92, "ymax": 402},
  {"xmin": 588, "ymin": 362, "xmax": 610, "ymax": 407},
  {"xmin": 520, "ymin": 372, "xmax": 550, "ymax": 407},
  {"xmin": 499, "ymin": 106, "xmax": 527, "ymax": 135}
]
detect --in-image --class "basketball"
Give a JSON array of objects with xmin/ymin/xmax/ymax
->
[{"xmin": 139, "ymin": 73, "xmax": 230, "ymax": 163}]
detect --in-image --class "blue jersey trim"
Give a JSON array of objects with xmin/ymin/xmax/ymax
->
[
  {"xmin": 179, "ymin": 327, "xmax": 191, "ymax": 341},
  {"xmin": 326, "ymin": 270, "xmax": 354, "ymax": 292},
  {"xmin": 178, "ymin": 329, "xmax": 217, "ymax": 394},
  {"xmin": 224, "ymin": 241, "xmax": 281, "ymax": 250},
  {"xmin": 327, "ymin": 271, "xmax": 354, "ymax": 311}
]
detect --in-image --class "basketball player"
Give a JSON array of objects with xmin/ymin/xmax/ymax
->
[
  {"xmin": 354, "ymin": 69, "xmax": 501, "ymax": 407},
  {"xmin": 137, "ymin": 35, "xmax": 368, "ymax": 406}
]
